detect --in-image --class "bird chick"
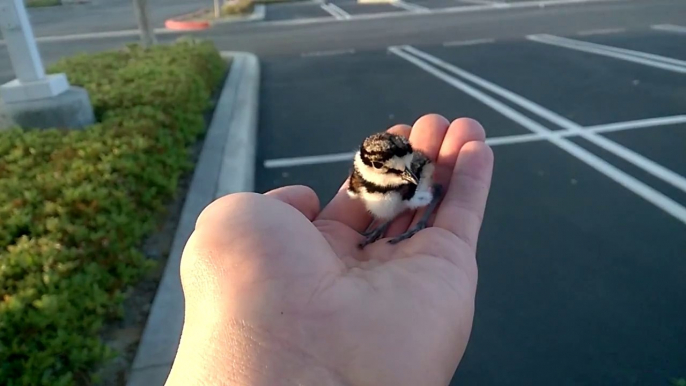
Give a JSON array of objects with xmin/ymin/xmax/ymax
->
[{"xmin": 347, "ymin": 132, "xmax": 443, "ymax": 249}]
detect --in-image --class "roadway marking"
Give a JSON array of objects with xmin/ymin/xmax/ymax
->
[
  {"xmin": 651, "ymin": 24, "xmax": 686, "ymax": 34},
  {"xmin": 263, "ymin": 115, "xmax": 686, "ymax": 168},
  {"xmin": 576, "ymin": 28, "xmax": 625, "ymax": 36},
  {"xmin": 527, "ymin": 34, "xmax": 686, "ymax": 73},
  {"xmin": 301, "ymin": 48, "xmax": 356, "ymax": 57},
  {"xmin": 443, "ymin": 38, "xmax": 495, "ymax": 47},
  {"xmin": 320, "ymin": 2, "xmax": 351, "ymax": 19},
  {"xmin": 389, "ymin": 45, "xmax": 686, "ymax": 225},
  {"xmin": 390, "ymin": 0, "xmax": 430, "ymax": 13}
]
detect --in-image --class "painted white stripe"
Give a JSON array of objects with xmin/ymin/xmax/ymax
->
[
  {"xmin": 326, "ymin": 3, "xmax": 351, "ymax": 19},
  {"xmin": 527, "ymin": 34, "xmax": 686, "ymax": 72},
  {"xmin": 391, "ymin": 0, "xmax": 430, "ymax": 13},
  {"xmin": 390, "ymin": 45, "xmax": 686, "ymax": 225},
  {"xmin": 651, "ymin": 24, "xmax": 686, "ymax": 35},
  {"xmin": 320, "ymin": 3, "xmax": 350, "ymax": 19},
  {"xmin": 533, "ymin": 34, "xmax": 686, "ymax": 67},
  {"xmin": 265, "ymin": 152, "xmax": 355, "ymax": 168},
  {"xmin": 263, "ymin": 115, "xmax": 686, "ymax": 168},
  {"xmin": 443, "ymin": 38, "xmax": 495, "ymax": 47},
  {"xmin": 585, "ymin": 115, "xmax": 686, "ymax": 133},
  {"xmin": 301, "ymin": 48, "xmax": 355, "ymax": 57},
  {"xmin": 576, "ymin": 28, "xmax": 625, "ymax": 36}
]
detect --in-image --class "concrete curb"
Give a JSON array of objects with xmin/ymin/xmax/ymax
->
[{"xmin": 125, "ymin": 51, "xmax": 260, "ymax": 386}]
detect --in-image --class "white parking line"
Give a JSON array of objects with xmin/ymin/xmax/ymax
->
[
  {"xmin": 320, "ymin": 3, "xmax": 351, "ymax": 19},
  {"xmin": 390, "ymin": 0, "xmax": 430, "ymax": 13},
  {"xmin": 443, "ymin": 38, "xmax": 495, "ymax": 47},
  {"xmin": 651, "ymin": 24, "xmax": 686, "ymax": 35},
  {"xmin": 576, "ymin": 28, "xmax": 625, "ymax": 36},
  {"xmin": 389, "ymin": 45, "xmax": 686, "ymax": 225},
  {"xmin": 263, "ymin": 115, "xmax": 686, "ymax": 168},
  {"xmin": 527, "ymin": 34, "xmax": 686, "ymax": 73}
]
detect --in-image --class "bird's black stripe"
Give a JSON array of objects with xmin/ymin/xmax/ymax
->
[{"xmin": 360, "ymin": 145, "xmax": 410, "ymax": 166}]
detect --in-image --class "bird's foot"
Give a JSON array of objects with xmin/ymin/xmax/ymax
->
[
  {"xmin": 358, "ymin": 222, "xmax": 390, "ymax": 249},
  {"xmin": 388, "ymin": 220, "xmax": 427, "ymax": 244}
]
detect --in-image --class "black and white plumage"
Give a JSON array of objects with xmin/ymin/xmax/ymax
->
[{"xmin": 347, "ymin": 132, "xmax": 443, "ymax": 248}]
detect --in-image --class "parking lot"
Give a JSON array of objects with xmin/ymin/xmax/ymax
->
[
  {"xmin": 255, "ymin": 25, "xmax": 686, "ymax": 384},
  {"xmin": 264, "ymin": 0, "xmax": 539, "ymax": 23}
]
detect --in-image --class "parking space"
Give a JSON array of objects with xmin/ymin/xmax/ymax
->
[
  {"xmin": 255, "ymin": 27, "xmax": 686, "ymax": 385},
  {"xmin": 334, "ymin": 1, "xmax": 405, "ymax": 15},
  {"xmin": 257, "ymin": 50, "xmax": 530, "ymax": 158},
  {"xmin": 265, "ymin": 2, "xmax": 334, "ymax": 21},
  {"xmin": 261, "ymin": 0, "xmax": 499, "ymax": 23},
  {"xmin": 409, "ymin": 0, "xmax": 475, "ymax": 9},
  {"xmin": 409, "ymin": 37, "xmax": 686, "ymax": 126}
]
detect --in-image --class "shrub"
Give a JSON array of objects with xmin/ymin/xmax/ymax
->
[
  {"xmin": 221, "ymin": 0, "xmax": 254, "ymax": 15},
  {"xmin": 26, "ymin": 0, "xmax": 61, "ymax": 7},
  {"xmin": 0, "ymin": 38, "xmax": 227, "ymax": 386}
]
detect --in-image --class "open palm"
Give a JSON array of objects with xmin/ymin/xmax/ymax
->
[{"xmin": 167, "ymin": 115, "xmax": 494, "ymax": 386}]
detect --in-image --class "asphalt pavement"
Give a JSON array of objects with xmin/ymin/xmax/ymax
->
[
  {"xmin": 252, "ymin": 5, "xmax": 686, "ymax": 384},
  {"xmin": 2, "ymin": 0, "xmax": 686, "ymax": 384}
]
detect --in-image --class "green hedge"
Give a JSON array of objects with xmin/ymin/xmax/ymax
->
[
  {"xmin": 0, "ymin": 38, "xmax": 227, "ymax": 386},
  {"xmin": 26, "ymin": 0, "xmax": 61, "ymax": 8}
]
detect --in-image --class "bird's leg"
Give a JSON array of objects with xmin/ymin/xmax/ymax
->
[
  {"xmin": 360, "ymin": 219, "xmax": 379, "ymax": 237},
  {"xmin": 388, "ymin": 183, "xmax": 444, "ymax": 245},
  {"xmin": 358, "ymin": 220, "xmax": 391, "ymax": 249}
]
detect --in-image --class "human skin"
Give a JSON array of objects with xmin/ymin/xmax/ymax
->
[{"xmin": 165, "ymin": 114, "xmax": 494, "ymax": 386}]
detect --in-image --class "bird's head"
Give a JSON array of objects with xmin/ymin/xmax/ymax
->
[{"xmin": 353, "ymin": 132, "xmax": 418, "ymax": 187}]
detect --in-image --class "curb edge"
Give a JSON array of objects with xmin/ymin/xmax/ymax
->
[{"xmin": 125, "ymin": 50, "xmax": 260, "ymax": 386}]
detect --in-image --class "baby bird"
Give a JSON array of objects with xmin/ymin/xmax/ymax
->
[{"xmin": 347, "ymin": 132, "xmax": 443, "ymax": 249}]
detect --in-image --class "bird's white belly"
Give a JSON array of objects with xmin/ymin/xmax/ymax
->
[{"xmin": 363, "ymin": 192, "xmax": 405, "ymax": 221}]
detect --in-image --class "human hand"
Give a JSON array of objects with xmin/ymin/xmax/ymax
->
[{"xmin": 166, "ymin": 114, "xmax": 494, "ymax": 386}]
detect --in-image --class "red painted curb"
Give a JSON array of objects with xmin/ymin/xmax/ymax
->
[{"xmin": 164, "ymin": 18, "xmax": 211, "ymax": 30}]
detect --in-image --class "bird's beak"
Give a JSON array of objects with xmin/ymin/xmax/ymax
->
[{"xmin": 401, "ymin": 167, "xmax": 419, "ymax": 184}]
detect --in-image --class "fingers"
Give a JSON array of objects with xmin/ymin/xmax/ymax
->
[
  {"xmin": 386, "ymin": 114, "xmax": 450, "ymax": 237},
  {"xmin": 407, "ymin": 118, "xmax": 487, "ymax": 231},
  {"xmin": 315, "ymin": 123, "xmax": 411, "ymax": 232},
  {"xmin": 433, "ymin": 140, "xmax": 494, "ymax": 251},
  {"xmin": 264, "ymin": 185, "xmax": 321, "ymax": 221}
]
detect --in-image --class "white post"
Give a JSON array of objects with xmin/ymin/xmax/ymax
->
[
  {"xmin": 0, "ymin": 0, "xmax": 45, "ymax": 82},
  {"xmin": 0, "ymin": 0, "xmax": 69, "ymax": 103},
  {"xmin": 132, "ymin": 0, "xmax": 156, "ymax": 48}
]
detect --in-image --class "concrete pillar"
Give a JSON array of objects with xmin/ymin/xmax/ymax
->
[{"xmin": 0, "ymin": 0, "xmax": 95, "ymax": 129}]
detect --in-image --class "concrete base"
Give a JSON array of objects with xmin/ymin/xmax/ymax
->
[
  {"xmin": 0, "ymin": 74, "xmax": 70, "ymax": 103},
  {"xmin": 1, "ymin": 86, "xmax": 95, "ymax": 130}
]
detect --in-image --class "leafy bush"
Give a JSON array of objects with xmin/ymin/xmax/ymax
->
[
  {"xmin": 0, "ymin": 38, "xmax": 227, "ymax": 386},
  {"xmin": 26, "ymin": 0, "xmax": 61, "ymax": 7},
  {"xmin": 221, "ymin": 0, "xmax": 254, "ymax": 15}
]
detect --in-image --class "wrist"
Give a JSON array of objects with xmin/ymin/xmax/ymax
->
[{"xmin": 166, "ymin": 317, "xmax": 349, "ymax": 386}]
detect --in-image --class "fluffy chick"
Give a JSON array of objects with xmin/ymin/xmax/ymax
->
[{"xmin": 347, "ymin": 132, "xmax": 443, "ymax": 248}]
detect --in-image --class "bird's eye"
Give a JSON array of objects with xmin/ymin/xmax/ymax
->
[{"xmin": 372, "ymin": 162, "xmax": 384, "ymax": 169}]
